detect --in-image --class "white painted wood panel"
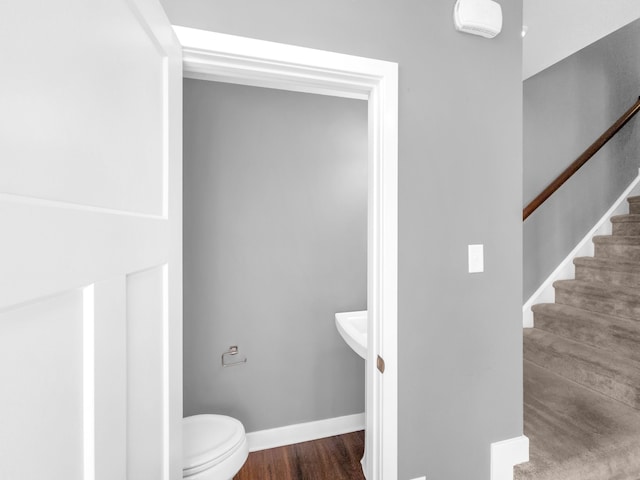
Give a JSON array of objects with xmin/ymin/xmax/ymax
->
[
  {"xmin": 0, "ymin": 1, "xmax": 182, "ymax": 480},
  {"xmin": 0, "ymin": 197, "xmax": 168, "ymax": 309},
  {"xmin": 127, "ymin": 266, "xmax": 168, "ymax": 479},
  {"xmin": 94, "ymin": 278, "xmax": 127, "ymax": 480},
  {"xmin": 0, "ymin": 291, "xmax": 84, "ymax": 479},
  {"xmin": 0, "ymin": 0, "xmax": 165, "ymax": 215}
]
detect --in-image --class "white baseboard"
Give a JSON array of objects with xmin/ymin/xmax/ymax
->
[
  {"xmin": 491, "ymin": 435, "xmax": 529, "ymax": 480},
  {"xmin": 246, "ymin": 412, "xmax": 365, "ymax": 452},
  {"xmin": 523, "ymin": 170, "xmax": 640, "ymax": 328}
]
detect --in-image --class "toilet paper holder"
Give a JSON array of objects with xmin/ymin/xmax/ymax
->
[{"xmin": 222, "ymin": 345, "xmax": 247, "ymax": 367}]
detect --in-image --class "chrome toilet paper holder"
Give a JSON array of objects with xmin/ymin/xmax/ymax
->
[{"xmin": 222, "ymin": 345, "xmax": 247, "ymax": 367}]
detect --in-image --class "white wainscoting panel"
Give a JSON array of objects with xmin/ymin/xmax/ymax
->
[{"xmin": 0, "ymin": 290, "xmax": 84, "ymax": 479}]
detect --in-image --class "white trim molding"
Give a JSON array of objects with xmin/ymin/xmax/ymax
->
[
  {"xmin": 523, "ymin": 170, "xmax": 640, "ymax": 328},
  {"xmin": 246, "ymin": 413, "xmax": 365, "ymax": 452},
  {"xmin": 491, "ymin": 435, "xmax": 529, "ymax": 480},
  {"xmin": 178, "ymin": 26, "xmax": 378, "ymax": 101},
  {"xmin": 174, "ymin": 26, "xmax": 399, "ymax": 480}
]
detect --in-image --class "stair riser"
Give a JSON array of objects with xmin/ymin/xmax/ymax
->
[
  {"xmin": 533, "ymin": 310, "xmax": 640, "ymax": 364},
  {"xmin": 613, "ymin": 222, "xmax": 640, "ymax": 236},
  {"xmin": 595, "ymin": 243, "xmax": 640, "ymax": 261},
  {"xmin": 524, "ymin": 338, "xmax": 640, "ymax": 410},
  {"xmin": 629, "ymin": 202, "xmax": 640, "ymax": 215},
  {"xmin": 555, "ymin": 288, "xmax": 640, "ymax": 321},
  {"xmin": 575, "ymin": 264, "xmax": 640, "ymax": 288}
]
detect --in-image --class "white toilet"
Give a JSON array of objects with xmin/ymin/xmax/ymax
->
[{"xmin": 183, "ymin": 414, "xmax": 249, "ymax": 480}]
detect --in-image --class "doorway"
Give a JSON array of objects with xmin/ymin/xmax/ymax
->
[
  {"xmin": 183, "ymin": 78, "xmax": 367, "ymax": 432},
  {"xmin": 175, "ymin": 26, "xmax": 399, "ymax": 480}
]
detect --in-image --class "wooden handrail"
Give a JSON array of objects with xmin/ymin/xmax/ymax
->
[{"xmin": 523, "ymin": 96, "xmax": 640, "ymax": 221}]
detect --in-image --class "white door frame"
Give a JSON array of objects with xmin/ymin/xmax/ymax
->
[{"xmin": 173, "ymin": 26, "xmax": 398, "ymax": 480}]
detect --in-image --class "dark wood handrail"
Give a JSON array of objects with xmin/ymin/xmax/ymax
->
[{"xmin": 523, "ymin": 96, "xmax": 640, "ymax": 221}]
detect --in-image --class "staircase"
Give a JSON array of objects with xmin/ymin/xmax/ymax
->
[{"xmin": 516, "ymin": 195, "xmax": 640, "ymax": 480}]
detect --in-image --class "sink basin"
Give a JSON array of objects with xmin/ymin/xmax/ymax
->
[{"xmin": 335, "ymin": 310, "xmax": 367, "ymax": 359}]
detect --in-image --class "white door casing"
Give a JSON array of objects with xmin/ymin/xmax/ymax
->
[
  {"xmin": 0, "ymin": 1, "xmax": 182, "ymax": 479},
  {"xmin": 174, "ymin": 26, "xmax": 399, "ymax": 480}
]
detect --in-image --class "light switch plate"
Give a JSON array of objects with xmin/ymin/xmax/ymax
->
[{"xmin": 468, "ymin": 244, "xmax": 484, "ymax": 273}]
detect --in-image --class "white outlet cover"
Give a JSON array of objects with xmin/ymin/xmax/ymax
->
[{"xmin": 468, "ymin": 244, "xmax": 484, "ymax": 273}]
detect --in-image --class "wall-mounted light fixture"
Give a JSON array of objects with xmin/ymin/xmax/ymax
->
[{"xmin": 454, "ymin": 0, "xmax": 503, "ymax": 39}]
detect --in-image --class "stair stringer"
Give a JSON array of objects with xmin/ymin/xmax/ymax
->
[{"xmin": 523, "ymin": 169, "xmax": 640, "ymax": 328}]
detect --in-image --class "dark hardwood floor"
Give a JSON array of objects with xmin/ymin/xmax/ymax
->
[{"xmin": 234, "ymin": 430, "xmax": 366, "ymax": 480}]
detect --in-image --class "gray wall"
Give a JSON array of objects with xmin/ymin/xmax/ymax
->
[
  {"xmin": 524, "ymin": 18, "xmax": 640, "ymax": 299},
  {"xmin": 183, "ymin": 80, "xmax": 368, "ymax": 432},
  {"xmin": 164, "ymin": 2, "xmax": 524, "ymax": 479}
]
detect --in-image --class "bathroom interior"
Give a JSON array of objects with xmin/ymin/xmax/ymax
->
[{"xmin": 182, "ymin": 78, "xmax": 369, "ymax": 477}]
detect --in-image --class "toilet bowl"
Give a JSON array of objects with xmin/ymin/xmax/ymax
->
[{"xmin": 183, "ymin": 414, "xmax": 249, "ymax": 480}]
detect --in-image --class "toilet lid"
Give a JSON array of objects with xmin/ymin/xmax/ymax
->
[{"xmin": 183, "ymin": 414, "xmax": 246, "ymax": 472}]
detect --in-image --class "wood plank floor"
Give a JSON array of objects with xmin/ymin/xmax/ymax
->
[{"xmin": 234, "ymin": 431, "xmax": 365, "ymax": 480}]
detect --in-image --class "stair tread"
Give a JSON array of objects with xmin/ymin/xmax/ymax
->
[
  {"xmin": 515, "ymin": 361, "xmax": 640, "ymax": 480},
  {"xmin": 593, "ymin": 235, "xmax": 640, "ymax": 244},
  {"xmin": 610, "ymin": 214, "xmax": 640, "ymax": 223},
  {"xmin": 532, "ymin": 303, "xmax": 640, "ymax": 362},
  {"xmin": 627, "ymin": 195, "xmax": 640, "ymax": 204},
  {"xmin": 553, "ymin": 279, "xmax": 640, "ymax": 300},
  {"xmin": 533, "ymin": 302, "xmax": 633, "ymax": 324},
  {"xmin": 588, "ymin": 253, "xmax": 640, "ymax": 264},
  {"xmin": 573, "ymin": 255, "xmax": 640, "ymax": 272},
  {"xmin": 555, "ymin": 279, "xmax": 640, "ymax": 321},
  {"xmin": 524, "ymin": 328, "xmax": 640, "ymax": 384},
  {"xmin": 524, "ymin": 328, "xmax": 640, "ymax": 410}
]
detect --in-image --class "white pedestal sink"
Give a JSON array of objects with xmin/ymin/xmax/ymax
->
[
  {"xmin": 335, "ymin": 310, "xmax": 367, "ymax": 359},
  {"xmin": 335, "ymin": 310, "xmax": 368, "ymax": 478}
]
